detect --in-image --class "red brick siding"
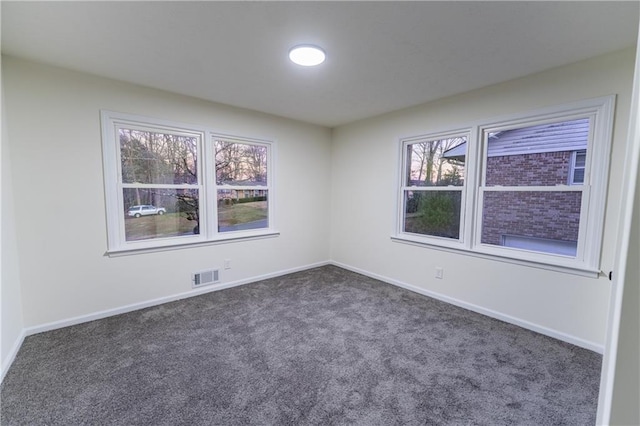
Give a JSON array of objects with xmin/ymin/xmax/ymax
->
[
  {"xmin": 482, "ymin": 151, "xmax": 580, "ymax": 245},
  {"xmin": 485, "ymin": 151, "xmax": 572, "ymax": 186},
  {"xmin": 481, "ymin": 192, "xmax": 581, "ymax": 245}
]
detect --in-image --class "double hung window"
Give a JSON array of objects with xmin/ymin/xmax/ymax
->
[
  {"xmin": 396, "ymin": 96, "xmax": 615, "ymax": 273},
  {"xmin": 214, "ymin": 138, "xmax": 270, "ymax": 233},
  {"xmin": 102, "ymin": 111, "xmax": 275, "ymax": 254},
  {"xmin": 400, "ymin": 132, "xmax": 469, "ymax": 247},
  {"xmin": 118, "ymin": 126, "xmax": 202, "ymax": 242},
  {"xmin": 477, "ymin": 118, "xmax": 590, "ymax": 259}
]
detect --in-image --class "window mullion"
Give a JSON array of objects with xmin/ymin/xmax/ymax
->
[
  {"xmin": 401, "ymin": 186, "xmax": 464, "ymax": 192},
  {"xmin": 121, "ymin": 183, "xmax": 200, "ymax": 189},
  {"xmin": 480, "ymin": 185, "xmax": 585, "ymax": 192},
  {"xmin": 204, "ymin": 132, "xmax": 217, "ymax": 239},
  {"xmin": 464, "ymin": 126, "xmax": 480, "ymax": 250}
]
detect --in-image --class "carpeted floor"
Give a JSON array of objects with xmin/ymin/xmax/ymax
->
[{"xmin": 1, "ymin": 265, "xmax": 602, "ymax": 425}]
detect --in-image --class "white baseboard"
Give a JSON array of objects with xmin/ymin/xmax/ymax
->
[
  {"xmin": 1, "ymin": 261, "xmax": 327, "ymax": 383},
  {"xmin": 4, "ymin": 258, "xmax": 602, "ymax": 384},
  {"xmin": 1, "ymin": 329, "xmax": 26, "ymax": 383},
  {"xmin": 330, "ymin": 260, "xmax": 604, "ymax": 354},
  {"xmin": 24, "ymin": 260, "xmax": 330, "ymax": 337}
]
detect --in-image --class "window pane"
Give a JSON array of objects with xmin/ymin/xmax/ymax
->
[
  {"xmin": 571, "ymin": 150, "xmax": 587, "ymax": 185},
  {"xmin": 572, "ymin": 169, "xmax": 585, "ymax": 184},
  {"xmin": 484, "ymin": 118, "xmax": 589, "ymax": 187},
  {"xmin": 502, "ymin": 235, "xmax": 577, "ymax": 257},
  {"xmin": 120, "ymin": 129, "xmax": 198, "ymax": 185},
  {"xmin": 215, "ymin": 141, "xmax": 267, "ymax": 186},
  {"xmin": 575, "ymin": 151, "xmax": 587, "ymax": 168},
  {"xmin": 123, "ymin": 188, "xmax": 199, "ymax": 241},
  {"xmin": 481, "ymin": 191, "xmax": 581, "ymax": 256},
  {"xmin": 403, "ymin": 190, "xmax": 461, "ymax": 239},
  {"xmin": 217, "ymin": 190, "xmax": 268, "ymax": 232},
  {"xmin": 407, "ymin": 137, "xmax": 466, "ymax": 187}
]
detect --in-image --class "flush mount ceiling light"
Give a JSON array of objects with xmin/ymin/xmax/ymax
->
[{"xmin": 288, "ymin": 45, "xmax": 326, "ymax": 66}]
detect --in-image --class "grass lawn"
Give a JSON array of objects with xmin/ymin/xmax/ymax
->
[
  {"xmin": 124, "ymin": 201, "xmax": 267, "ymax": 240},
  {"xmin": 218, "ymin": 201, "xmax": 267, "ymax": 227},
  {"xmin": 404, "ymin": 214, "xmax": 459, "ymax": 239},
  {"xmin": 125, "ymin": 213, "xmax": 197, "ymax": 241}
]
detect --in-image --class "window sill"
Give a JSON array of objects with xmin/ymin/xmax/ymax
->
[
  {"xmin": 390, "ymin": 235, "xmax": 604, "ymax": 278},
  {"xmin": 106, "ymin": 230, "xmax": 280, "ymax": 257}
]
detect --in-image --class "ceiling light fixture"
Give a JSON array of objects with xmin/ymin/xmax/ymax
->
[{"xmin": 288, "ymin": 45, "xmax": 326, "ymax": 67}]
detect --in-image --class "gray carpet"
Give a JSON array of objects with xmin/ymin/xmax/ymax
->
[{"xmin": 1, "ymin": 265, "xmax": 601, "ymax": 425}]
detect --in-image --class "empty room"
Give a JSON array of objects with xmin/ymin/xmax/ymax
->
[{"xmin": 1, "ymin": 2, "xmax": 639, "ymax": 425}]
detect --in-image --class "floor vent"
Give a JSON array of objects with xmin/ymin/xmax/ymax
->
[{"xmin": 192, "ymin": 269, "xmax": 220, "ymax": 288}]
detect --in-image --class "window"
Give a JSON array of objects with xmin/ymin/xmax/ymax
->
[
  {"xmin": 395, "ymin": 96, "xmax": 615, "ymax": 274},
  {"xmin": 400, "ymin": 132, "xmax": 469, "ymax": 247},
  {"xmin": 214, "ymin": 138, "xmax": 269, "ymax": 233},
  {"xmin": 479, "ymin": 118, "xmax": 589, "ymax": 258},
  {"xmin": 101, "ymin": 111, "xmax": 276, "ymax": 254},
  {"xmin": 569, "ymin": 150, "xmax": 587, "ymax": 185},
  {"xmin": 118, "ymin": 127, "xmax": 202, "ymax": 242}
]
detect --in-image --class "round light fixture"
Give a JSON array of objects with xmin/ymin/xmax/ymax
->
[{"xmin": 288, "ymin": 45, "xmax": 326, "ymax": 66}]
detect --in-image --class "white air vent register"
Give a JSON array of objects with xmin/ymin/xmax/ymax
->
[{"xmin": 192, "ymin": 269, "xmax": 220, "ymax": 288}]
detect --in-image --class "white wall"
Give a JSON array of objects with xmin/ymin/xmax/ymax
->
[
  {"xmin": 330, "ymin": 48, "xmax": 636, "ymax": 350},
  {"xmin": 2, "ymin": 56, "xmax": 332, "ymax": 329},
  {"xmin": 610, "ymin": 155, "xmax": 640, "ymax": 425},
  {"xmin": 1, "ymin": 59, "xmax": 25, "ymax": 378},
  {"xmin": 609, "ymin": 87, "xmax": 640, "ymax": 424},
  {"xmin": 1, "ymin": 48, "xmax": 635, "ymax": 368}
]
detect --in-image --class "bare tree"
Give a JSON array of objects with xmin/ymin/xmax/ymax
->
[{"xmin": 409, "ymin": 137, "xmax": 465, "ymax": 186}]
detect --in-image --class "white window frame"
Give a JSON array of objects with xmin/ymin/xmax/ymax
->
[
  {"xmin": 207, "ymin": 133, "xmax": 273, "ymax": 235},
  {"xmin": 101, "ymin": 111, "xmax": 277, "ymax": 255},
  {"xmin": 393, "ymin": 96, "xmax": 615, "ymax": 275},
  {"xmin": 396, "ymin": 129, "xmax": 472, "ymax": 250}
]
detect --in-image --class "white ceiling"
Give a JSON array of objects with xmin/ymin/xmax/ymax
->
[{"xmin": 2, "ymin": 1, "xmax": 638, "ymax": 128}]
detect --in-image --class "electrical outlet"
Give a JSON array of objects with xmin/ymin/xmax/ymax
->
[
  {"xmin": 435, "ymin": 267, "xmax": 444, "ymax": 279},
  {"xmin": 224, "ymin": 259, "xmax": 231, "ymax": 270}
]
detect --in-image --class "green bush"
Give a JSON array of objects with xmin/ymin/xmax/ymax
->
[
  {"xmin": 175, "ymin": 197, "xmax": 198, "ymax": 221},
  {"xmin": 417, "ymin": 193, "xmax": 458, "ymax": 238},
  {"xmin": 406, "ymin": 193, "xmax": 420, "ymax": 213}
]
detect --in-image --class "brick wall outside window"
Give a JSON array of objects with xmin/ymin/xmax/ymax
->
[
  {"xmin": 485, "ymin": 151, "xmax": 571, "ymax": 186},
  {"xmin": 482, "ymin": 151, "xmax": 580, "ymax": 245}
]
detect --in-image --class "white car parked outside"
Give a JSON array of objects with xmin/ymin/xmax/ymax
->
[{"xmin": 127, "ymin": 205, "xmax": 166, "ymax": 218}]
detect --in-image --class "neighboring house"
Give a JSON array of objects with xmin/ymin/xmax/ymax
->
[
  {"xmin": 219, "ymin": 188, "xmax": 267, "ymax": 200},
  {"xmin": 218, "ymin": 180, "xmax": 268, "ymax": 202},
  {"xmin": 443, "ymin": 118, "xmax": 589, "ymax": 255}
]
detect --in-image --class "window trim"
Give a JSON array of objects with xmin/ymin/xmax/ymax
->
[
  {"xmin": 393, "ymin": 95, "xmax": 615, "ymax": 275},
  {"xmin": 101, "ymin": 110, "xmax": 277, "ymax": 255}
]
